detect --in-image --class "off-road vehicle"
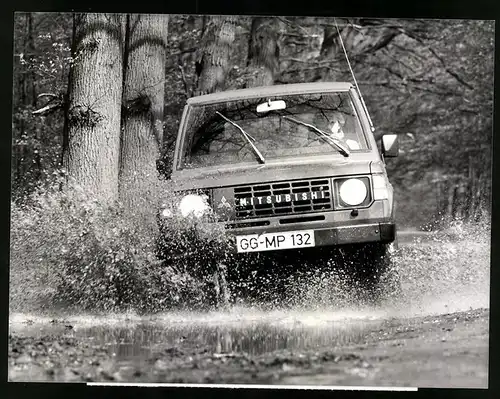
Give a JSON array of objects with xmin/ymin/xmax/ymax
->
[{"xmin": 158, "ymin": 82, "xmax": 399, "ymax": 303}]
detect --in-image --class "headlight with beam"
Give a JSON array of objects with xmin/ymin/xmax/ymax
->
[
  {"xmin": 338, "ymin": 178, "xmax": 368, "ymax": 206},
  {"xmin": 178, "ymin": 194, "xmax": 210, "ymax": 218}
]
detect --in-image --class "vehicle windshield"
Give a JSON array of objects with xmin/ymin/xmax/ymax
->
[{"xmin": 179, "ymin": 92, "xmax": 369, "ymax": 169}]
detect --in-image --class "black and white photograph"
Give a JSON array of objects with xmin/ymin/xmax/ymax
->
[{"xmin": 8, "ymin": 12, "xmax": 493, "ymax": 388}]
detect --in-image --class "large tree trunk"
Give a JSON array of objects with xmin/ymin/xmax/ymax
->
[
  {"xmin": 245, "ymin": 17, "xmax": 280, "ymax": 88},
  {"xmin": 63, "ymin": 13, "xmax": 125, "ymax": 203},
  {"xmin": 194, "ymin": 15, "xmax": 236, "ymax": 96},
  {"xmin": 119, "ymin": 14, "xmax": 168, "ymax": 214}
]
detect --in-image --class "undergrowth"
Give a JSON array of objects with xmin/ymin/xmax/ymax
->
[{"xmin": 9, "ymin": 175, "xmax": 229, "ymax": 314}]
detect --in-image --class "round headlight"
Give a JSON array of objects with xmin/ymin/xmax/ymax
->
[
  {"xmin": 339, "ymin": 178, "xmax": 367, "ymax": 206},
  {"xmin": 178, "ymin": 194, "xmax": 210, "ymax": 218}
]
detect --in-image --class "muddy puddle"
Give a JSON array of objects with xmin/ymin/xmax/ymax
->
[
  {"xmin": 8, "ymin": 303, "xmax": 490, "ymax": 385},
  {"xmin": 9, "ymin": 308, "xmax": 389, "ymax": 363}
]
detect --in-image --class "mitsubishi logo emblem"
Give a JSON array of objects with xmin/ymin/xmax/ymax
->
[{"xmin": 218, "ymin": 196, "xmax": 231, "ymax": 209}]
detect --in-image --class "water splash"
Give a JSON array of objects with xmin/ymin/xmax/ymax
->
[
  {"xmin": 280, "ymin": 219, "xmax": 491, "ymax": 318},
  {"xmin": 216, "ymin": 218, "xmax": 491, "ymax": 319}
]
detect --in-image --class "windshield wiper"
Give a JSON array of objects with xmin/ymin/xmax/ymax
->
[
  {"xmin": 216, "ymin": 111, "xmax": 266, "ymax": 164},
  {"xmin": 282, "ymin": 115, "xmax": 350, "ymax": 157}
]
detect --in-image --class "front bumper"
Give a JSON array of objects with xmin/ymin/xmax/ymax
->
[
  {"xmin": 313, "ymin": 222, "xmax": 396, "ymax": 246},
  {"xmin": 157, "ymin": 200, "xmax": 396, "ymax": 254},
  {"xmin": 226, "ymin": 222, "xmax": 396, "ymax": 252}
]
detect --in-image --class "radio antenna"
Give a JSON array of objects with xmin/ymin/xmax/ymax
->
[{"xmin": 334, "ymin": 18, "xmax": 374, "ymax": 132}]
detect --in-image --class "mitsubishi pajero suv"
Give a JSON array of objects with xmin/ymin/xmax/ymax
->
[{"xmin": 158, "ymin": 82, "xmax": 400, "ymax": 298}]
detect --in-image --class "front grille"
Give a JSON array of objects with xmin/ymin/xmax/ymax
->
[{"xmin": 234, "ymin": 178, "xmax": 333, "ymax": 219}]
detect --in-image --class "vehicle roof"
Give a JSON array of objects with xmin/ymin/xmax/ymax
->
[{"xmin": 187, "ymin": 82, "xmax": 354, "ymax": 105}]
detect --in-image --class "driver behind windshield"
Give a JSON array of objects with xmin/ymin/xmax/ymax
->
[{"xmin": 327, "ymin": 112, "xmax": 361, "ymax": 150}]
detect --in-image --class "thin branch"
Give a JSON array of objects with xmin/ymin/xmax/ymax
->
[
  {"xmin": 445, "ymin": 68, "xmax": 474, "ymax": 90},
  {"xmin": 458, "ymin": 107, "xmax": 480, "ymax": 114},
  {"xmin": 37, "ymin": 93, "xmax": 59, "ymax": 100},
  {"xmin": 399, "ymin": 28, "xmax": 474, "ymax": 90},
  {"xmin": 32, "ymin": 102, "xmax": 63, "ymax": 116},
  {"xmin": 282, "ymin": 57, "xmax": 312, "ymax": 63},
  {"xmin": 138, "ymin": 77, "xmax": 169, "ymax": 94},
  {"xmin": 365, "ymin": 60, "xmax": 460, "ymax": 96},
  {"xmin": 281, "ymin": 65, "xmax": 343, "ymax": 75},
  {"xmin": 358, "ymin": 80, "xmax": 393, "ymax": 86},
  {"xmin": 275, "ymin": 16, "xmax": 310, "ymax": 35},
  {"xmin": 381, "ymin": 64, "xmax": 403, "ymax": 79},
  {"xmin": 170, "ymin": 47, "xmax": 197, "ymax": 57},
  {"xmin": 397, "ymin": 27, "xmax": 427, "ymax": 44},
  {"xmin": 360, "ymin": 24, "xmax": 405, "ymax": 29},
  {"xmin": 319, "ymin": 21, "xmax": 364, "ymax": 30},
  {"xmin": 391, "ymin": 43, "xmax": 426, "ymax": 62},
  {"xmin": 381, "ymin": 48, "xmax": 417, "ymax": 73},
  {"xmin": 282, "ymin": 57, "xmax": 342, "ymax": 65},
  {"xmin": 178, "ymin": 65, "xmax": 190, "ymax": 97},
  {"xmin": 282, "ymin": 32, "xmax": 322, "ymax": 38},
  {"xmin": 410, "ymin": 85, "xmax": 461, "ymax": 97},
  {"xmin": 426, "ymin": 47, "xmax": 474, "ymax": 90}
]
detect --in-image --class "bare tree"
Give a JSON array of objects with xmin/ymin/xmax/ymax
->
[
  {"xmin": 119, "ymin": 14, "xmax": 168, "ymax": 213},
  {"xmin": 245, "ymin": 17, "xmax": 280, "ymax": 87},
  {"xmin": 63, "ymin": 13, "xmax": 125, "ymax": 203},
  {"xmin": 194, "ymin": 15, "xmax": 236, "ymax": 96}
]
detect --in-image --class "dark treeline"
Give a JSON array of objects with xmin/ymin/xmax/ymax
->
[{"xmin": 12, "ymin": 14, "xmax": 493, "ymax": 228}]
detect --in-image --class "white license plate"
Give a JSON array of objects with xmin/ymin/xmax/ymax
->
[{"xmin": 236, "ymin": 230, "xmax": 315, "ymax": 253}]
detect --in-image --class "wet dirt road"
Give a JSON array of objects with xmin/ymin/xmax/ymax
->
[{"xmin": 8, "ymin": 230, "xmax": 490, "ymax": 388}]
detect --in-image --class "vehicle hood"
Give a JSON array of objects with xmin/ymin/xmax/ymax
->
[{"xmin": 170, "ymin": 156, "xmax": 381, "ymax": 191}]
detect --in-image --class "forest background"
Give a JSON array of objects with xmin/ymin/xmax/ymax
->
[{"xmin": 11, "ymin": 14, "xmax": 494, "ymax": 228}]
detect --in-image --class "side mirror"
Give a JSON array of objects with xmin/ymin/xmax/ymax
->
[{"xmin": 381, "ymin": 134, "xmax": 399, "ymax": 158}]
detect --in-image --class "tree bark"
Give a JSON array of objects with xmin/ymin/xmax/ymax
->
[
  {"xmin": 245, "ymin": 17, "xmax": 280, "ymax": 88},
  {"xmin": 194, "ymin": 15, "xmax": 236, "ymax": 96},
  {"xmin": 119, "ymin": 14, "xmax": 168, "ymax": 213},
  {"xmin": 63, "ymin": 13, "xmax": 125, "ymax": 203},
  {"xmin": 61, "ymin": 15, "xmax": 77, "ymax": 168}
]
